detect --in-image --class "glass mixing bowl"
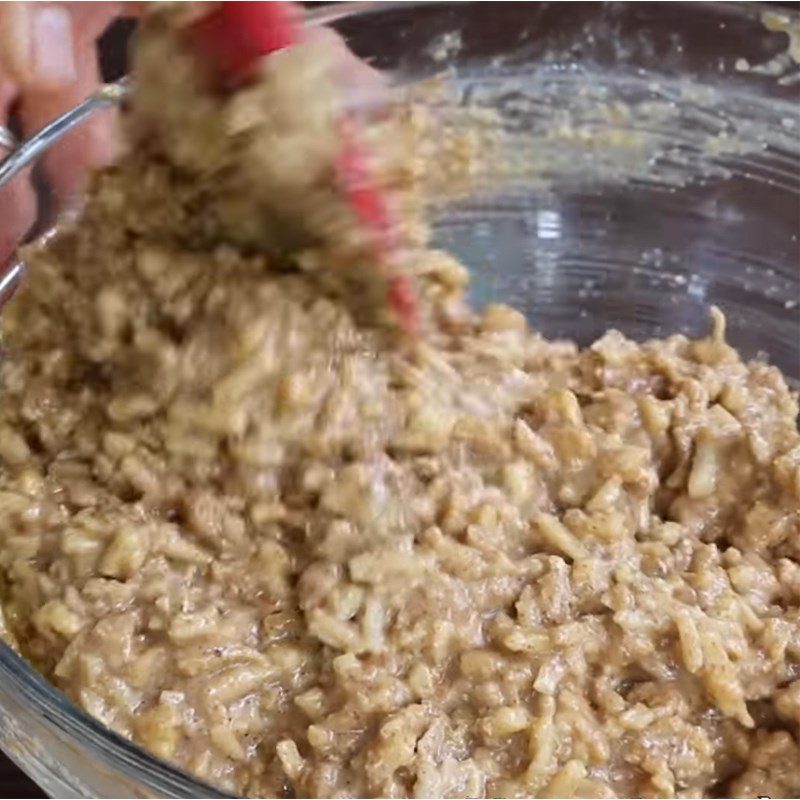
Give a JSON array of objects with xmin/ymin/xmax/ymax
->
[{"xmin": 0, "ymin": 2, "xmax": 797, "ymax": 797}]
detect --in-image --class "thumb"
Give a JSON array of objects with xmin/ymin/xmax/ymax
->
[{"xmin": 0, "ymin": 3, "xmax": 78, "ymax": 92}]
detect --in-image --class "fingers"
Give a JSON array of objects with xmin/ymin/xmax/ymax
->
[
  {"xmin": 18, "ymin": 43, "xmax": 117, "ymax": 210},
  {"xmin": 69, "ymin": 3, "xmax": 127, "ymax": 44},
  {"xmin": 0, "ymin": 2, "xmax": 127, "ymax": 90},
  {"xmin": 0, "ymin": 2, "xmax": 123, "ymax": 212},
  {"xmin": 0, "ymin": 78, "xmax": 36, "ymax": 269},
  {"xmin": 0, "ymin": 3, "xmax": 78, "ymax": 92},
  {"xmin": 0, "ymin": 165, "xmax": 36, "ymax": 268}
]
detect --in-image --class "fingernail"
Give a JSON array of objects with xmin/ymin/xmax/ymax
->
[
  {"xmin": 0, "ymin": 4, "xmax": 32, "ymax": 82},
  {"xmin": 29, "ymin": 6, "xmax": 77, "ymax": 89}
]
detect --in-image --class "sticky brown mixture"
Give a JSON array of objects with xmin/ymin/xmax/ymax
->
[{"xmin": 0, "ymin": 8, "xmax": 799, "ymax": 799}]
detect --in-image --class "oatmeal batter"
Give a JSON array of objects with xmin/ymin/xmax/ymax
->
[{"xmin": 0, "ymin": 6, "xmax": 798, "ymax": 799}]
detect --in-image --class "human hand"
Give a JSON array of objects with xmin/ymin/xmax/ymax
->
[
  {"xmin": 0, "ymin": 2, "xmax": 403, "ymax": 322},
  {"xmin": 0, "ymin": 2, "xmax": 387, "ymax": 271},
  {"xmin": 0, "ymin": 2, "xmax": 134, "ymax": 266}
]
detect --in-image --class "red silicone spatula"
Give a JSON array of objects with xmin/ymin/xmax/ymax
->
[{"xmin": 185, "ymin": 2, "xmax": 418, "ymax": 333}]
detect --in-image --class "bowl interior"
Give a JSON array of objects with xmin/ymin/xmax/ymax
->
[{"xmin": 332, "ymin": 1, "xmax": 800, "ymax": 379}]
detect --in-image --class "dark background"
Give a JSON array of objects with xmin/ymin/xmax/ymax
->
[{"xmin": 0, "ymin": 758, "xmax": 44, "ymax": 797}]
